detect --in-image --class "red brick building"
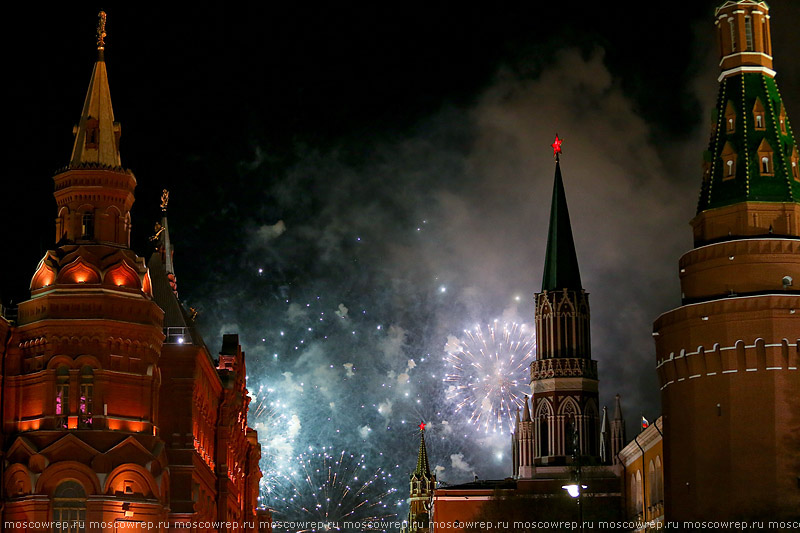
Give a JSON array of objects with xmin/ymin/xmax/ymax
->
[
  {"xmin": 654, "ymin": 0, "xmax": 800, "ymax": 521},
  {"xmin": 0, "ymin": 12, "xmax": 269, "ymax": 533}
]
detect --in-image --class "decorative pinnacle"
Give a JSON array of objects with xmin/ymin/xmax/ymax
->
[
  {"xmin": 161, "ymin": 189, "xmax": 170, "ymax": 212},
  {"xmin": 419, "ymin": 422, "xmax": 426, "ymax": 432},
  {"xmin": 551, "ymin": 134, "xmax": 563, "ymax": 161},
  {"xmin": 96, "ymin": 11, "xmax": 107, "ymax": 51}
]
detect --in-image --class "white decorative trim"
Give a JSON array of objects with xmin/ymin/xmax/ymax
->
[
  {"xmin": 718, "ymin": 65, "xmax": 776, "ymax": 82},
  {"xmin": 689, "ymin": 374, "xmax": 702, "ymax": 379},
  {"xmin": 654, "ymin": 289, "xmax": 799, "ymax": 323},
  {"xmin": 766, "ymin": 367, "xmax": 783, "ymax": 370},
  {"xmin": 707, "ymin": 372, "xmax": 718, "ymax": 376},
  {"xmin": 746, "ymin": 368, "xmax": 758, "ymax": 372},
  {"xmin": 722, "ymin": 369, "xmax": 738, "ymax": 374}
]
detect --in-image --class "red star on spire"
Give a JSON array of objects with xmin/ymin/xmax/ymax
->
[
  {"xmin": 551, "ymin": 134, "xmax": 563, "ymax": 159},
  {"xmin": 419, "ymin": 422, "xmax": 426, "ymax": 432}
]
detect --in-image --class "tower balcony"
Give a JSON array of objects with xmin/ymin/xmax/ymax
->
[{"xmin": 531, "ymin": 357, "xmax": 598, "ymax": 380}]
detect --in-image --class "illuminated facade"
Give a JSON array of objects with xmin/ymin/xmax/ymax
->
[
  {"xmin": 0, "ymin": 13, "xmax": 269, "ymax": 533},
  {"xmin": 654, "ymin": 0, "xmax": 800, "ymax": 521}
]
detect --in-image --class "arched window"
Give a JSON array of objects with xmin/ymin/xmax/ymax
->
[
  {"xmin": 649, "ymin": 460, "xmax": 657, "ymax": 507},
  {"xmin": 79, "ymin": 366, "xmax": 94, "ymax": 429},
  {"xmin": 761, "ymin": 156, "xmax": 770, "ymax": 174},
  {"xmin": 52, "ymin": 480, "xmax": 86, "ymax": 533},
  {"xmin": 55, "ymin": 366, "xmax": 69, "ymax": 429},
  {"xmin": 536, "ymin": 401, "xmax": 551, "ymax": 457},
  {"xmin": 727, "ymin": 159, "xmax": 735, "ymax": 177},
  {"xmin": 630, "ymin": 474, "xmax": 638, "ymax": 516},
  {"xmin": 635, "ymin": 470, "xmax": 644, "ymax": 514}
]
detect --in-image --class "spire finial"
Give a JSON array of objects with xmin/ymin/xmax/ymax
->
[
  {"xmin": 161, "ymin": 189, "xmax": 170, "ymax": 213},
  {"xmin": 96, "ymin": 11, "xmax": 107, "ymax": 57},
  {"xmin": 551, "ymin": 134, "xmax": 563, "ymax": 161}
]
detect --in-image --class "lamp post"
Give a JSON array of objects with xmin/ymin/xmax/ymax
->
[{"xmin": 562, "ymin": 425, "xmax": 587, "ymax": 533}]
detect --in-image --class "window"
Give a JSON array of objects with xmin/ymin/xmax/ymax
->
[
  {"xmin": 725, "ymin": 101, "xmax": 736, "ymax": 133},
  {"xmin": 635, "ymin": 471, "xmax": 644, "ymax": 514},
  {"xmin": 756, "ymin": 114, "xmax": 763, "ymax": 129},
  {"xmin": 78, "ymin": 366, "xmax": 93, "ymax": 429},
  {"xmin": 745, "ymin": 16, "xmax": 753, "ymax": 51},
  {"xmin": 84, "ymin": 118, "xmax": 99, "ymax": 149},
  {"xmin": 538, "ymin": 415, "xmax": 549, "ymax": 456},
  {"xmin": 729, "ymin": 19, "xmax": 736, "ymax": 53},
  {"xmin": 649, "ymin": 461, "xmax": 657, "ymax": 507},
  {"xmin": 727, "ymin": 159, "xmax": 735, "ymax": 177},
  {"xmin": 81, "ymin": 212, "xmax": 94, "ymax": 239},
  {"xmin": 52, "ymin": 481, "xmax": 86, "ymax": 533},
  {"xmin": 55, "ymin": 366, "xmax": 69, "ymax": 429},
  {"xmin": 757, "ymin": 139, "xmax": 774, "ymax": 176}
]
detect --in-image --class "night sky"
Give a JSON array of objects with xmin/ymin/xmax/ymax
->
[{"xmin": 3, "ymin": 2, "xmax": 799, "ymax": 519}]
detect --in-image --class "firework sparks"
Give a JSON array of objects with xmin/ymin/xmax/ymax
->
[
  {"xmin": 443, "ymin": 321, "xmax": 535, "ymax": 434},
  {"xmin": 267, "ymin": 448, "xmax": 399, "ymax": 532}
]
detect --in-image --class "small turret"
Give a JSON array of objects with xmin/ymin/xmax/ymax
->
[{"xmin": 405, "ymin": 424, "xmax": 435, "ymax": 533}]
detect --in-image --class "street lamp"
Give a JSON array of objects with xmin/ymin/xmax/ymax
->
[{"xmin": 561, "ymin": 424, "xmax": 586, "ymax": 532}]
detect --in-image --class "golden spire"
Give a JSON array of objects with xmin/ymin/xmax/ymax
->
[
  {"xmin": 160, "ymin": 189, "xmax": 170, "ymax": 212},
  {"xmin": 97, "ymin": 11, "xmax": 107, "ymax": 59}
]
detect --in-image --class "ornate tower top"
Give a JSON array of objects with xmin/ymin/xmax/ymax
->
[
  {"xmin": 69, "ymin": 11, "xmax": 122, "ymax": 169},
  {"xmin": 542, "ymin": 139, "xmax": 582, "ymax": 292},
  {"xmin": 694, "ymin": 1, "xmax": 799, "ymax": 243},
  {"xmin": 714, "ymin": 1, "xmax": 774, "ymax": 80}
]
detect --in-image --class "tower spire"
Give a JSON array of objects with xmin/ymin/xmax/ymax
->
[
  {"xmin": 69, "ymin": 11, "xmax": 122, "ymax": 169},
  {"xmin": 542, "ymin": 138, "xmax": 582, "ymax": 292},
  {"xmin": 414, "ymin": 423, "xmax": 431, "ymax": 478}
]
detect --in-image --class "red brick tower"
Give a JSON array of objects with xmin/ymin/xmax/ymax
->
[
  {"xmin": 528, "ymin": 144, "xmax": 601, "ymax": 471},
  {"xmin": 2, "ymin": 11, "xmax": 170, "ymax": 529},
  {"xmin": 655, "ymin": 1, "xmax": 800, "ymax": 520}
]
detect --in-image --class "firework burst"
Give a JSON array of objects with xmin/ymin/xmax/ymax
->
[
  {"xmin": 267, "ymin": 448, "xmax": 398, "ymax": 532},
  {"xmin": 443, "ymin": 321, "xmax": 535, "ymax": 434}
]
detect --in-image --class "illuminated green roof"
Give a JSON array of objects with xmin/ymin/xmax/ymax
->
[{"xmin": 697, "ymin": 73, "xmax": 799, "ymax": 213}]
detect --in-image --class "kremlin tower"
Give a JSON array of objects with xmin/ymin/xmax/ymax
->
[
  {"xmin": 0, "ymin": 12, "xmax": 267, "ymax": 531},
  {"xmin": 403, "ymin": 425, "xmax": 435, "ymax": 533},
  {"xmin": 514, "ymin": 140, "xmax": 602, "ymax": 477},
  {"xmin": 654, "ymin": 0, "xmax": 800, "ymax": 520}
]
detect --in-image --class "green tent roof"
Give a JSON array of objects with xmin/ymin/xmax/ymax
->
[
  {"xmin": 697, "ymin": 73, "xmax": 799, "ymax": 213},
  {"xmin": 541, "ymin": 160, "xmax": 582, "ymax": 292}
]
